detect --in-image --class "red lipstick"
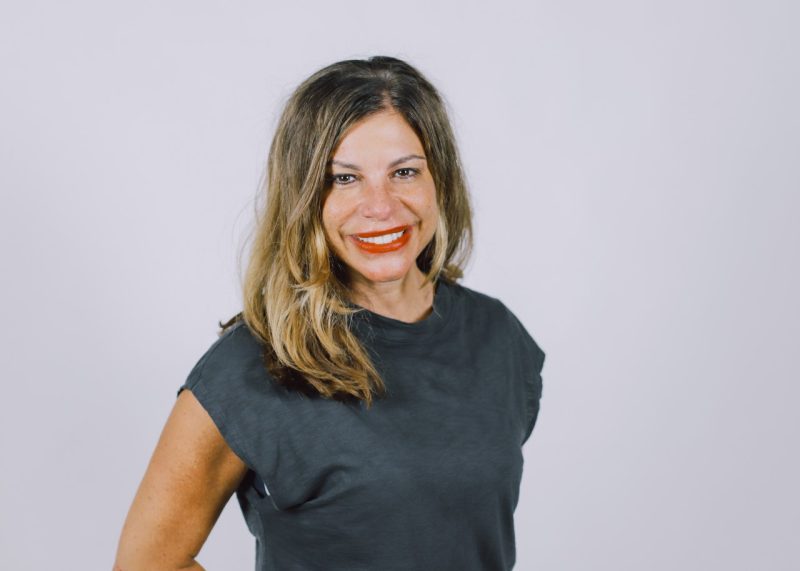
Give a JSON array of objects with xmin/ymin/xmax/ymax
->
[{"xmin": 350, "ymin": 225, "xmax": 412, "ymax": 254}]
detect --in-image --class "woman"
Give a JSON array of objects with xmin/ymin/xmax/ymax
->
[{"xmin": 114, "ymin": 55, "xmax": 545, "ymax": 571}]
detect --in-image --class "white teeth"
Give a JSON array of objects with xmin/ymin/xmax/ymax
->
[{"xmin": 356, "ymin": 229, "xmax": 406, "ymax": 245}]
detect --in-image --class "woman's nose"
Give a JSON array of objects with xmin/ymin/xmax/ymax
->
[{"xmin": 360, "ymin": 177, "xmax": 396, "ymax": 219}]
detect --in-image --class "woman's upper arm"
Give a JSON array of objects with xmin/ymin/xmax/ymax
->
[{"xmin": 114, "ymin": 389, "xmax": 249, "ymax": 570}]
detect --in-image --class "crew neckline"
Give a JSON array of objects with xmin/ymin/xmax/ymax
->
[{"xmin": 348, "ymin": 277, "xmax": 454, "ymax": 345}]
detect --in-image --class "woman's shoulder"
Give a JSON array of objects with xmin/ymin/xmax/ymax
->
[
  {"xmin": 446, "ymin": 279, "xmax": 520, "ymax": 324},
  {"xmin": 179, "ymin": 318, "xmax": 272, "ymax": 398},
  {"xmin": 448, "ymin": 280, "xmax": 545, "ymax": 363},
  {"xmin": 197, "ymin": 318, "xmax": 263, "ymax": 363}
]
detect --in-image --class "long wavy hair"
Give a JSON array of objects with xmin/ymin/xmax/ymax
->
[{"xmin": 223, "ymin": 56, "xmax": 473, "ymax": 407}]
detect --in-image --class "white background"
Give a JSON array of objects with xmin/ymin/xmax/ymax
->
[{"xmin": 1, "ymin": 1, "xmax": 798, "ymax": 569}]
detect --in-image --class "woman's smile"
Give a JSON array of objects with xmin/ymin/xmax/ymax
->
[{"xmin": 350, "ymin": 225, "xmax": 413, "ymax": 253}]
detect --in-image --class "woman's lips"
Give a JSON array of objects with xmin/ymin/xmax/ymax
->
[
  {"xmin": 349, "ymin": 225, "xmax": 412, "ymax": 254},
  {"xmin": 353, "ymin": 225, "xmax": 410, "ymax": 239}
]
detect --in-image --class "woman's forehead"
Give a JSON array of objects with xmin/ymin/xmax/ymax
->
[{"xmin": 330, "ymin": 111, "xmax": 425, "ymax": 167}]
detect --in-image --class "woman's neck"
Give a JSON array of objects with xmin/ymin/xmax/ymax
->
[{"xmin": 347, "ymin": 269, "xmax": 435, "ymax": 324}]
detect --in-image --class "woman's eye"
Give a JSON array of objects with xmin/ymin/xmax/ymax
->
[
  {"xmin": 394, "ymin": 168, "xmax": 418, "ymax": 179},
  {"xmin": 331, "ymin": 174, "xmax": 357, "ymax": 185}
]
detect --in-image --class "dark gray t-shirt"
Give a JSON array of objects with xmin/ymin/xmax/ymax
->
[{"xmin": 178, "ymin": 278, "xmax": 545, "ymax": 571}]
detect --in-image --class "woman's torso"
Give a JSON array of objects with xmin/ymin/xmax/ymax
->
[{"xmin": 179, "ymin": 279, "xmax": 545, "ymax": 571}]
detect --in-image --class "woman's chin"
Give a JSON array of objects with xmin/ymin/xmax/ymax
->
[{"xmin": 348, "ymin": 260, "xmax": 421, "ymax": 287}]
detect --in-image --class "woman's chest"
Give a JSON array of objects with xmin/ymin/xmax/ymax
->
[{"xmin": 258, "ymin": 354, "xmax": 527, "ymax": 514}]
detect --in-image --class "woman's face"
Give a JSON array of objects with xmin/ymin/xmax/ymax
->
[{"xmin": 322, "ymin": 109, "xmax": 439, "ymax": 290}]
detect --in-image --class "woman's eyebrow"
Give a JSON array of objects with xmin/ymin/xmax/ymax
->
[
  {"xmin": 388, "ymin": 154, "xmax": 426, "ymax": 168},
  {"xmin": 329, "ymin": 154, "xmax": 427, "ymax": 171}
]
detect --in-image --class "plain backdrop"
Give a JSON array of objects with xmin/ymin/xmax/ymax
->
[{"xmin": 1, "ymin": 1, "xmax": 798, "ymax": 570}]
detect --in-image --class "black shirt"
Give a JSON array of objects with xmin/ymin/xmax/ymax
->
[{"xmin": 178, "ymin": 278, "xmax": 545, "ymax": 570}]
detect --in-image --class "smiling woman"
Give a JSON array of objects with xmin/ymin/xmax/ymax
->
[{"xmin": 114, "ymin": 56, "xmax": 546, "ymax": 571}]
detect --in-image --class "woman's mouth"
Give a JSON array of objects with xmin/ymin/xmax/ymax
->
[{"xmin": 350, "ymin": 225, "xmax": 412, "ymax": 253}]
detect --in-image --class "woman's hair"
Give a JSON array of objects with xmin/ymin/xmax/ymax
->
[{"xmin": 226, "ymin": 55, "xmax": 473, "ymax": 407}]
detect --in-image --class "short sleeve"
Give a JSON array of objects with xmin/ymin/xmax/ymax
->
[
  {"xmin": 176, "ymin": 322, "xmax": 271, "ymax": 473},
  {"xmin": 521, "ymin": 339, "xmax": 545, "ymax": 445},
  {"xmin": 504, "ymin": 307, "xmax": 546, "ymax": 446}
]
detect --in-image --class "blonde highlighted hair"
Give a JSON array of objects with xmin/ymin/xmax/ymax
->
[{"xmin": 223, "ymin": 56, "xmax": 473, "ymax": 407}]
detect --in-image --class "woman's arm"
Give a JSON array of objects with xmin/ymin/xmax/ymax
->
[{"xmin": 113, "ymin": 389, "xmax": 249, "ymax": 571}]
